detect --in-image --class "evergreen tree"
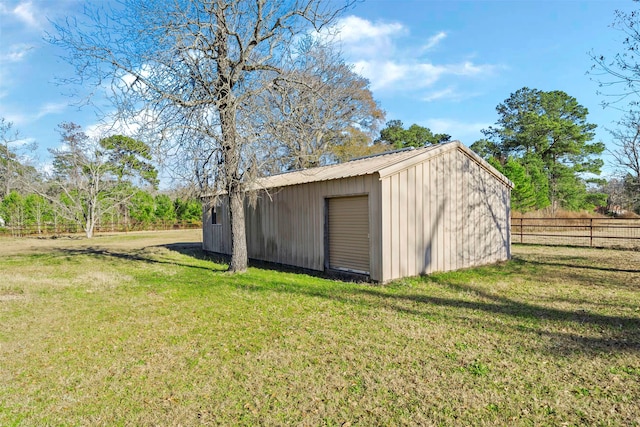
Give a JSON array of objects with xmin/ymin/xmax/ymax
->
[
  {"xmin": 475, "ymin": 87, "xmax": 605, "ymax": 214},
  {"xmin": 129, "ymin": 190, "xmax": 155, "ymax": 226},
  {"xmin": 24, "ymin": 194, "xmax": 52, "ymax": 234},
  {"xmin": 175, "ymin": 198, "xmax": 202, "ymax": 224},
  {"xmin": 378, "ymin": 120, "xmax": 451, "ymax": 149},
  {"xmin": 1, "ymin": 191, "xmax": 25, "ymax": 235},
  {"xmin": 154, "ymin": 194, "xmax": 176, "ymax": 226}
]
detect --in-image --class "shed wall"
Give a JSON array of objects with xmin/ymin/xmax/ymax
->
[
  {"xmin": 202, "ymin": 198, "xmax": 232, "ymax": 255},
  {"xmin": 202, "ymin": 174, "xmax": 383, "ymax": 281},
  {"xmin": 380, "ymin": 147, "xmax": 511, "ymax": 282}
]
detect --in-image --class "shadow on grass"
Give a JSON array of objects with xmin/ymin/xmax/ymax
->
[
  {"xmin": 509, "ymin": 254, "xmax": 640, "ymax": 290},
  {"xmin": 53, "ymin": 242, "xmax": 227, "ymax": 272},
  {"xmin": 360, "ymin": 281, "xmax": 640, "ymax": 354},
  {"xmin": 525, "ymin": 259, "xmax": 640, "ymax": 274},
  {"xmin": 166, "ymin": 244, "xmax": 640, "ymax": 355},
  {"xmin": 55, "ymin": 242, "xmax": 640, "ymax": 356}
]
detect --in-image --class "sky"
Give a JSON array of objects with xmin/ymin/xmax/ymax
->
[{"xmin": 0, "ymin": 0, "xmax": 636, "ymax": 176}]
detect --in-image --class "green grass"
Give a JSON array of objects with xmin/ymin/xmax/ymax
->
[{"xmin": 1, "ymin": 232, "xmax": 639, "ymax": 426}]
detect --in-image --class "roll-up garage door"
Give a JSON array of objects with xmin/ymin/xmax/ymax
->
[{"xmin": 328, "ymin": 195, "xmax": 370, "ymax": 274}]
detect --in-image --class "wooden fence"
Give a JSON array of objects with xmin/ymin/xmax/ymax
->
[
  {"xmin": 511, "ymin": 217, "xmax": 640, "ymax": 249},
  {"xmin": 0, "ymin": 221, "xmax": 202, "ymax": 237}
]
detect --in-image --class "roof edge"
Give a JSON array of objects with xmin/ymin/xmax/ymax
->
[
  {"xmin": 377, "ymin": 141, "xmax": 514, "ymax": 189},
  {"xmin": 457, "ymin": 142, "xmax": 514, "ymax": 189}
]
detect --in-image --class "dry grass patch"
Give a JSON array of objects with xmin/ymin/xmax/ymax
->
[{"xmin": 0, "ymin": 233, "xmax": 639, "ymax": 425}]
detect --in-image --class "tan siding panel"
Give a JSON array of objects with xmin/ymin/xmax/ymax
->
[
  {"xmin": 454, "ymin": 151, "xmax": 462, "ymax": 270},
  {"xmin": 202, "ymin": 202, "xmax": 212, "ymax": 251},
  {"xmin": 398, "ymin": 170, "xmax": 407, "ymax": 278},
  {"xmin": 423, "ymin": 160, "xmax": 432, "ymax": 274},
  {"xmin": 443, "ymin": 152, "xmax": 451, "ymax": 272},
  {"xmin": 436, "ymin": 155, "xmax": 444, "ymax": 272},
  {"xmin": 414, "ymin": 163, "xmax": 424, "ymax": 275},
  {"xmin": 391, "ymin": 174, "xmax": 400, "ymax": 279},
  {"xmin": 406, "ymin": 166, "xmax": 416, "ymax": 276},
  {"xmin": 369, "ymin": 180, "xmax": 382, "ymax": 281},
  {"xmin": 380, "ymin": 179, "xmax": 391, "ymax": 282}
]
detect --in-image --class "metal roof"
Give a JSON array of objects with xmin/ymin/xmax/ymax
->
[
  {"xmin": 251, "ymin": 144, "xmax": 432, "ymax": 190},
  {"xmin": 252, "ymin": 140, "xmax": 516, "ymax": 191}
]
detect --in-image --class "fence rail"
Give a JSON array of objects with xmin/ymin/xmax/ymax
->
[
  {"xmin": 511, "ymin": 217, "xmax": 640, "ymax": 249},
  {"xmin": 0, "ymin": 221, "xmax": 202, "ymax": 237}
]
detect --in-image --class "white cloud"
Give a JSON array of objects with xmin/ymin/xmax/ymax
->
[
  {"xmin": 0, "ymin": 111, "xmax": 28, "ymax": 126},
  {"xmin": 0, "ymin": 44, "xmax": 36, "ymax": 97},
  {"xmin": 422, "ymin": 87, "xmax": 457, "ymax": 102},
  {"xmin": 12, "ymin": 136, "xmax": 36, "ymax": 147},
  {"xmin": 0, "ymin": 102, "xmax": 67, "ymax": 126},
  {"xmin": 422, "ymin": 31, "xmax": 447, "ymax": 51},
  {"xmin": 334, "ymin": 16, "xmax": 497, "ymax": 96},
  {"xmin": 354, "ymin": 59, "xmax": 494, "ymax": 92},
  {"xmin": 0, "ymin": 43, "xmax": 35, "ymax": 62},
  {"xmin": 13, "ymin": 1, "xmax": 40, "ymax": 29},
  {"xmin": 352, "ymin": 60, "xmax": 410, "ymax": 90},
  {"xmin": 333, "ymin": 15, "xmax": 406, "ymax": 58},
  {"xmin": 337, "ymin": 15, "xmax": 405, "ymax": 44},
  {"xmin": 85, "ymin": 108, "xmax": 155, "ymax": 140},
  {"xmin": 422, "ymin": 87, "xmax": 483, "ymax": 103},
  {"xmin": 35, "ymin": 102, "xmax": 68, "ymax": 119}
]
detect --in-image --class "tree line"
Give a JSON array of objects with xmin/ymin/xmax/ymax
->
[
  {"xmin": 0, "ymin": 119, "xmax": 201, "ymax": 237},
  {"xmin": 0, "ymin": 189, "xmax": 202, "ymax": 237}
]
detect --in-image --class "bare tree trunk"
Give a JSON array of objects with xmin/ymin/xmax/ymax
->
[
  {"xmin": 85, "ymin": 198, "xmax": 96, "ymax": 238},
  {"xmin": 220, "ymin": 107, "xmax": 248, "ymax": 272},
  {"xmin": 85, "ymin": 214, "xmax": 94, "ymax": 238},
  {"xmin": 228, "ymin": 187, "xmax": 247, "ymax": 272}
]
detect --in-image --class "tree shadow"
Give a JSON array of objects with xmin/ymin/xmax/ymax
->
[
  {"xmin": 53, "ymin": 242, "xmax": 227, "ymax": 272},
  {"xmin": 53, "ymin": 241, "xmax": 640, "ymax": 356},
  {"xmin": 161, "ymin": 243, "xmax": 640, "ymax": 355},
  {"xmin": 367, "ymin": 281, "xmax": 639, "ymax": 352},
  {"xmin": 523, "ymin": 258, "xmax": 640, "ymax": 274}
]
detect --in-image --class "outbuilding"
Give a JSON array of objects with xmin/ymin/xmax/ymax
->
[{"xmin": 203, "ymin": 141, "xmax": 513, "ymax": 282}]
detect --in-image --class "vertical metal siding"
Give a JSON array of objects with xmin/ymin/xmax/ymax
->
[
  {"xmin": 379, "ymin": 148, "xmax": 511, "ymax": 282},
  {"xmin": 207, "ymin": 174, "xmax": 381, "ymax": 280},
  {"xmin": 201, "ymin": 202, "xmax": 211, "ymax": 251},
  {"xmin": 407, "ymin": 167, "xmax": 416, "ymax": 276},
  {"xmin": 435, "ymin": 154, "xmax": 444, "ymax": 273},
  {"xmin": 202, "ymin": 198, "xmax": 232, "ymax": 255},
  {"xmin": 387, "ymin": 174, "xmax": 396, "ymax": 279},
  {"xmin": 380, "ymin": 178, "xmax": 392, "ymax": 280}
]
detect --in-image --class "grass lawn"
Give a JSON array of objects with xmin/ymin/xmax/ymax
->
[{"xmin": 1, "ymin": 230, "xmax": 639, "ymax": 426}]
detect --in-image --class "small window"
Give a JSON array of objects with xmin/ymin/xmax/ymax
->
[{"xmin": 211, "ymin": 207, "xmax": 221, "ymax": 225}]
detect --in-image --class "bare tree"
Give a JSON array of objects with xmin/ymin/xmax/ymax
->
[
  {"xmin": 0, "ymin": 118, "xmax": 36, "ymax": 198},
  {"xmin": 45, "ymin": 123, "xmax": 109, "ymax": 238},
  {"xmin": 590, "ymin": 7, "xmax": 640, "ymax": 109},
  {"xmin": 0, "ymin": 119, "xmax": 19, "ymax": 198},
  {"xmin": 41, "ymin": 123, "xmax": 157, "ymax": 238},
  {"xmin": 261, "ymin": 38, "xmax": 385, "ymax": 170},
  {"xmin": 590, "ymin": 6, "xmax": 640, "ymax": 213},
  {"xmin": 609, "ymin": 113, "xmax": 640, "ymax": 212},
  {"xmin": 51, "ymin": 0, "xmax": 354, "ymax": 272}
]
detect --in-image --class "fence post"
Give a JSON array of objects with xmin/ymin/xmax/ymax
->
[
  {"xmin": 590, "ymin": 218, "xmax": 593, "ymax": 248},
  {"xmin": 520, "ymin": 217, "xmax": 523, "ymax": 243}
]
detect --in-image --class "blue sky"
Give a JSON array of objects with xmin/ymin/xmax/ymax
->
[{"xmin": 0, "ymin": 0, "xmax": 635, "ymax": 175}]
